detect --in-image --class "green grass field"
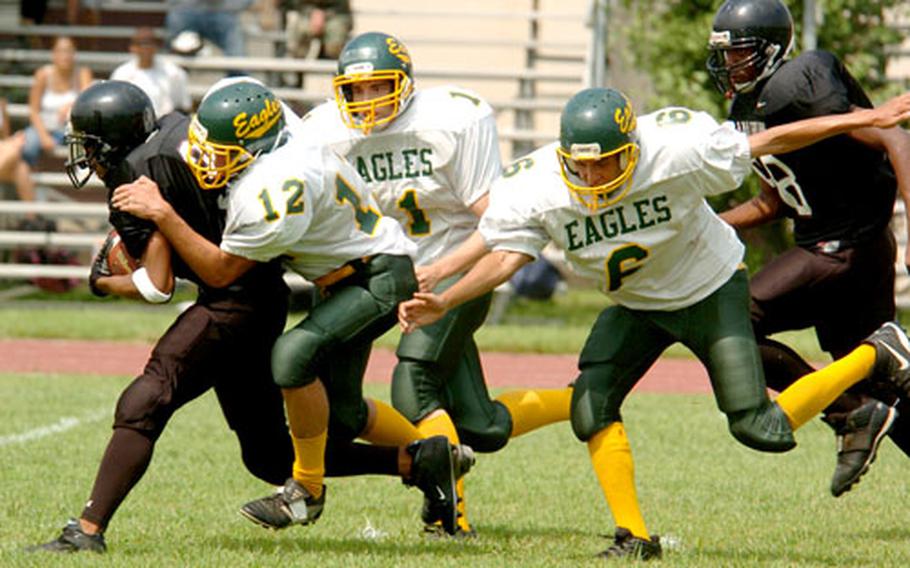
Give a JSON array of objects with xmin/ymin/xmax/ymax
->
[
  {"xmin": 0, "ymin": 286, "xmax": 838, "ymax": 360},
  {"xmin": 2, "ymin": 375, "xmax": 910, "ymax": 567}
]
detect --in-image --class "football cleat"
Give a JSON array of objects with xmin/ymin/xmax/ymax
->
[
  {"xmin": 864, "ymin": 322, "xmax": 910, "ymax": 397},
  {"xmin": 27, "ymin": 519, "xmax": 106, "ymax": 553},
  {"xmin": 405, "ymin": 436, "xmax": 460, "ymax": 535},
  {"xmin": 598, "ymin": 527, "xmax": 662, "ymax": 560},
  {"xmin": 239, "ymin": 478, "xmax": 325, "ymax": 530},
  {"xmin": 423, "ymin": 522, "xmax": 478, "ymax": 540},
  {"xmin": 828, "ymin": 400, "xmax": 897, "ymax": 497},
  {"xmin": 418, "ymin": 442, "xmax": 476, "ymax": 534}
]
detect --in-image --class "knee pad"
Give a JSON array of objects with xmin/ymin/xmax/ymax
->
[
  {"xmin": 327, "ymin": 398, "xmax": 369, "ymax": 443},
  {"xmin": 727, "ymin": 400, "xmax": 796, "ymax": 453},
  {"xmin": 391, "ymin": 359, "xmax": 443, "ymax": 423},
  {"xmin": 271, "ymin": 327, "xmax": 325, "ymax": 388},
  {"xmin": 570, "ymin": 382, "xmax": 621, "ymax": 442},
  {"xmin": 709, "ymin": 335, "xmax": 769, "ymax": 415},
  {"xmin": 112, "ymin": 375, "xmax": 174, "ymax": 439},
  {"xmin": 455, "ymin": 401, "xmax": 512, "ymax": 453}
]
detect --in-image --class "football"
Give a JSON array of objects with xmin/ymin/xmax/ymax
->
[{"xmin": 105, "ymin": 229, "xmax": 140, "ymax": 275}]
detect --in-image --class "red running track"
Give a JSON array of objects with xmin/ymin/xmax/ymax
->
[{"xmin": 0, "ymin": 339, "xmax": 713, "ymax": 394}]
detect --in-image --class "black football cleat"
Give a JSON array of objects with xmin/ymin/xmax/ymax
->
[
  {"xmin": 864, "ymin": 322, "xmax": 910, "ymax": 397},
  {"xmin": 406, "ymin": 435, "xmax": 459, "ymax": 535},
  {"xmin": 598, "ymin": 527, "xmax": 662, "ymax": 560},
  {"xmin": 27, "ymin": 519, "xmax": 106, "ymax": 553},
  {"xmin": 829, "ymin": 400, "xmax": 897, "ymax": 497},
  {"xmin": 239, "ymin": 478, "xmax": 325, "ymax": 530}
]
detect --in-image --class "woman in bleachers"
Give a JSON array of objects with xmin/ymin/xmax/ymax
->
[
  {"xmin": 0, "ymin": 96, "xmax": 35, "ymax": 202},
  {"xmin": 21, "ymin": 36, "xmax": 93, "ymax": 168}
]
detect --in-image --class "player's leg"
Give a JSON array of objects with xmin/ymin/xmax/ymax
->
[
  {"xmin": 751, "ymin": 237, "xmax": 901, "ymax": 492},
  {"xmin": 676, "ymin": 269, "xmax": 794, "ymax": 452},
  {"xmin": 811, "ymin": 233, "xmax": 906, "ymax": 495},
  {"xmin": 392, "ymin": 283, "xmax": 492, "ymax": 534},
  {"xmin": 31, "ymin": 302, "xmax": 228, "ymax": 553},
  {"xmin": 211, "ymin": 293, "xmax": 294, "ymax": 486},
  {"xmin": 572, "ymin": 304, "xmax": 670, "ymax": 548},
  {"xmin": 270, "ymin": 254, "xmax": 416, "ymax": 492}
]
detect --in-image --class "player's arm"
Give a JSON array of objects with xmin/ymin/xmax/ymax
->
[
  {"xmin": 400, "ymin": 249, "xmax": 532, "ymax": 332},
  {"xmin": 747, "ymin": 92, "xmax": 910, "ymax": 158},
  {"xmin": 111, "ymin": 176, "xmax": 256, "ymax": 288},
  {"xmin": 94, "ymin": 231, "xmax": 174, "ymax": 300},
  {"xmin": 847, "ymin": 122, "xmax": 910, "ymax": 271},
  {"xmin": 719, "ymin": 178, "xmax": 783, "ymax": 230},
  {"xmin": 415, "ymin": 194, "xmax": 491, "ymax": 292}
]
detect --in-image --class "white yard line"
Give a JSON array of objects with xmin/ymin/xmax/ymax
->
[{"xmin": 0, "ymin": 409, "xmax": 109, "ymax": 447}]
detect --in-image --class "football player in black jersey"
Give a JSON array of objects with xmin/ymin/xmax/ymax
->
[
  {"xmin": 31, "ymin": 80, "xmax": 468, "ymax": 553},
  {"xmin": 708, "ymin": 0, "xmax": 910, "ymax": 497}
]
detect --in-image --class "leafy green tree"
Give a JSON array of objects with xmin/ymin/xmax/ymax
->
[{"xmin": 613, "ymin": 0, "xmax": 909, "ymax": 269}]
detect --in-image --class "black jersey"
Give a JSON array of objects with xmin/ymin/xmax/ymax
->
[
  {"xmin": 101, "ymin": 112, "xmax": 285, "ymax": 295},
  {"xmin": 729, "ymin": 50, "xmax": 896, "ymax": 248}
]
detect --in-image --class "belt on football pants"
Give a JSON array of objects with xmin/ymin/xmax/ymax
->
[{"xmin": 313, "ymin": 255, "xmax": 375, "ymax": 292}]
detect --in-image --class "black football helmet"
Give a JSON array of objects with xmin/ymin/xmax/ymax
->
[
  {"xmin": 706, "ymin": 0, "xmax": 793, "ymax": 97},
  {"xmin": 65, "ymin": 80, "xmax": 157, "ymax": 188}
]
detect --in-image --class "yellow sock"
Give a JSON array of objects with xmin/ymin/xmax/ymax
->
[
  {"xmin": 291, "ymin": 430, "xmax": 327, "ymax": 498},
  {"xmin": 360, "ymin": 399, "xmax": 422, "ymax": 446},
  {"xmin": 283, "ymin": 381, "xmax": 329, "ymax": 499},
  {"xmin": 776, "ymin": 344, "xmax": 876, "ymax": 430},
  {"xmin": 417, "ymin": 411, "xmax": 471, "ymax": 532},
  {"xmin": 496, "ymin": 387, "xmax": 572, "ymax": 438},
  {"xmin": 587, "ymin": 422, "xmax": 650, "ymax": 540}
]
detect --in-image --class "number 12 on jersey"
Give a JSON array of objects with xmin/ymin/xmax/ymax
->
[{"xmin": 258, "ymin": 178, "xmax": 306, "ymax": 222}]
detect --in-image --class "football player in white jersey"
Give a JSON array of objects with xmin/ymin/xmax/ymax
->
[
  {"xmin": 295, "ymin": 31, "xmax": 573, "ymax": 536},
  {"xmin": 111, "ymin": 80, "xmax": 474, "ymax": 535},
  {"xmin": 400, "ymin": 86, "xmax": 910, "ymax": 559}
]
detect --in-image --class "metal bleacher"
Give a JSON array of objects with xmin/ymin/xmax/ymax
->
[{"xmin": 0, "ymin": 0, "xmax": 607, "ymax": 288}]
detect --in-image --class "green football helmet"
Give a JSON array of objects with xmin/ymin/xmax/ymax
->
[
  {"xmin": 186, "ymin": 80, "xmax": 285, "ymax": 190},
  {"xmin": 557, "ymin": 88, "xmax": 639, "ymax": 211},
  {"xmin": 333, "ymin": 31, "xmax": 415, "ymax": 134}
]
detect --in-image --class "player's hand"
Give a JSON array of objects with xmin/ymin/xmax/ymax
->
[
  {"xmin": 398, "ymin": 292, "xmax": 447, "ymax": 333},
  {"xmin": 88, "ymin": 232, "xmax": 116, "ymax": 297},
  {"xmin": 871, "ymin": 92, "xmax": 910, "ymax": 129},
  {"xmin": 111, "ymin": 176, "xmax": 171, "ymax": 222},
  {"xmin": 415, "ymin": 264, "xmax": 442, "ymax": 293},
  {"xmin": 904, "ymin": 245, "xmax": 910, "ymax": 275}
]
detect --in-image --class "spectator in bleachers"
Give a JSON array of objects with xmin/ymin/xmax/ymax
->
[
  {"xmin": 283, "ymin": 0, "xmax": 353, "ymax": 60},
  {"xmin": 19, "ymin": 0, "xmax": 48, "ymax": 26},
  {"xmin": 0, "ymin": 97, "xmax": 36, "ymax": 202},
  {"xmin": 110, "ymin": 28, "xmax": 192, "ymax": 117},
  {"xmin": 67, "ymin": 0, "xmax": 102, "ymax": 27},
  {"xmin": 166, "ymin": 0, "xmax": 253, "ymax": 62},
  {"xmin": 21, "ymin": 36, "xmax": 93, "ymax": 168}
]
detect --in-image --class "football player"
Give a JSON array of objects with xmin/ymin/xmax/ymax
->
[
  {"xmin": 708, "ymin": 0, "xmax": 910, "ymax": 497},
  {"xmin": 399, "ymin": 86, "xmax": 910, "ymax": 559},
  {"xmin": 292, "ymin": 31, "xmax": 573, "ymax": 536},
  {"xmin": 110, "ymin": 79, "xmax": 471, "ymax": 536},
  {"xmin": 31, "ymin": 80, "xmax": 468, "ymax": 554}
]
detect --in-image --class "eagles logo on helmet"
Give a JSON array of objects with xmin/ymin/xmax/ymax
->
[
  {"xmin": 186, "ymin": 81, "xmax": 287, "ymax": 190},
  {"xmin": 332, "ymin": 32, "xmax": 415, "ymax": 134},
  {"xmin": 556, "ymin": 88, "xmax": 640, "ymax": 212}
]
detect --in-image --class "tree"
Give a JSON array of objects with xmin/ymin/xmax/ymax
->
[{"xmin": 613, "ymin": 0, "xmax": 910, "ymax": 268}]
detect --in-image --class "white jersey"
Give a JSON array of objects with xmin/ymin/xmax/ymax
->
[
  {"xmin": 110, "ymin": 57, "xmax": 191, "ymax": 117},
  {"xmin": 220, "ymin": 138, "xmax": 416, "ymax": 281},
  {"xmin": 481, "ymin": 107, "xmax": 751, "ymax": 311},
  {"xmin": 293, "ymin": 86, "xmax": 501, "ymax": 265}
]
